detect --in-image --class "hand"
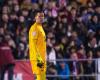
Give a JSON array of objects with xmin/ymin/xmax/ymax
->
[
  {"xmin": 37, "ymin": 61, "xmax": 44, "ymax": 68},
  {"xmin": 37, "ymin": 56, "xmax": 44, "ymax": 68}
]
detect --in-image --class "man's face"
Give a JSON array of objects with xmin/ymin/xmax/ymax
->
[
  {"xmin": 0, "ymin": 28, "xmax": 4, "ymax": 35},
  {"xmin": 35, "ymin": 13, "xmax": 44, "ymax": 23},
  {"xmin": 71, "ymin": 53, "xmax": 78, "ymax": 61}
]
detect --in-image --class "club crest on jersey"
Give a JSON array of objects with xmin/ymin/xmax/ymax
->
[{"xmin": 32, "ymin": 31, "xmax": 36, "ymax": 36}]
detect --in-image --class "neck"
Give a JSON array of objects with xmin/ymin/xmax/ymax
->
[{"xmin": 36, "ymin": 22, "xmax": 42, "ymax": 25}]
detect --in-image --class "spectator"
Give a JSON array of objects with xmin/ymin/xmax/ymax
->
[
  {"xmin": 77, "ymin": 46, "xmax": 86, "ymax": 59},
  {"xmin": 17, "ymin": 42, "xmax": 26, "ymax": 59},
  {"xmin": 70, "ymin": 31, "xmax": 83, "ymax": 47},
  {"xmin": 57, "ymin": 61, "xmax": 70, "ymax": 80},
  {"xmin": 47, "ymin": 63, "xmax": 57, "ymax": 80},
  {"xmin": 0, "ymin": 35, "xmax": 15, "ymax": 80},
  {"xmin": 47, "ymin": 43, "xmax": 56, "ymax": 65},
  {"xmin": 86, "ymin": 50, "xmax": 94, "ymax": 58},
  {"xmin": 86, "ymin": 37, "xmax": 98, "ymax": 58},
  {"xmin": 67, "ymin": 7, "xmax": 77, "ymax": 25},
  {"xmin": 95, "ymin": 47, "xmax": 100, "ymax": 58},
  {"xmin": 1, "ymin": 13, "xmax": 9, "ymax": 30},
  {"xmin": 8, "ymin": 12, "xmax": 19, "ymax": 36},
  {"xmin": 84, "ymin": 56, "xmax": 96, "ymax": 80},
  {"xmin": 60, "ymin": 36, "xmax": 70, "ymax": 59},
  {"xmin": 5, "ymin": 34, "xmax": 17, "ymax": 59},
  {"xmin": 95, "ymin": 6, "xmax": 100, "ymax": 20},
  {"xmin": 0, "ymin": 27, "xmax": 4, "ymax": 35},
  {"xmin": 72, "ymin": 14, "xmax": 87, "ymax": 43},
  {"xmin": 21, "ymin": 0, "xmax": 32, "ymax": 10},
  {"xmin": 54, "ymin": 42, "xmax": 63, "ymax": 59},
  {"xmin": 2, "ymin": 5, "xmax": 9, "ymax": 14},
  {"xmin": 69, "ymin": 52, "xmax": 84, "ymax": 80},
  {"xmin": 88, "ymin": 14, "xmax": 100, "ymax": 32}
]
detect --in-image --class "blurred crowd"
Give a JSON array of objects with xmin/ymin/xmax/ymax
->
[{"xmin": 0, "ymin": 0, "xmax": 100, "ymax": 80}]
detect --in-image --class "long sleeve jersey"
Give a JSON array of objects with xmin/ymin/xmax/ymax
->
[{"xmin": 29, "ymin": 22, "xmax": 46, "ymax": 74}]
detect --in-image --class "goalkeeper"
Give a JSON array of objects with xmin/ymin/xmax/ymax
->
[{"xmin": 29, "ymin": 11, "xmax": 46, "ymax": 80}]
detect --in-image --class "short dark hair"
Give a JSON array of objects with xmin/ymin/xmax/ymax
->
[{"xmin": 34, "ymin": 10, "xmax": 44, "ymax": 17}]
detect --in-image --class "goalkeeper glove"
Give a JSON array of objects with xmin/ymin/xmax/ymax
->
[{"xmin": 37, "ymin": 55, "xmax": 44, "ymax": 68}]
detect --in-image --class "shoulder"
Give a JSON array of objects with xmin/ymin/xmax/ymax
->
[
  {"xmin": 29, "ymin": 23, "xmax": 38, "ymax": 32},
  {"xmin": 30, "ymin": 23, "xmax": 36, "ymax": 29}
]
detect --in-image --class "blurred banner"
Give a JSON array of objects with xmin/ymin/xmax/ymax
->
[{"xmin": 4, "ymin": 61, "xmax": 34, "ymax": 80}]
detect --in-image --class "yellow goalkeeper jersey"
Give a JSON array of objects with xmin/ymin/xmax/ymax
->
[{"xmin": 29, "ymin": 22, "xmax": 46, "ymax": 74}]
